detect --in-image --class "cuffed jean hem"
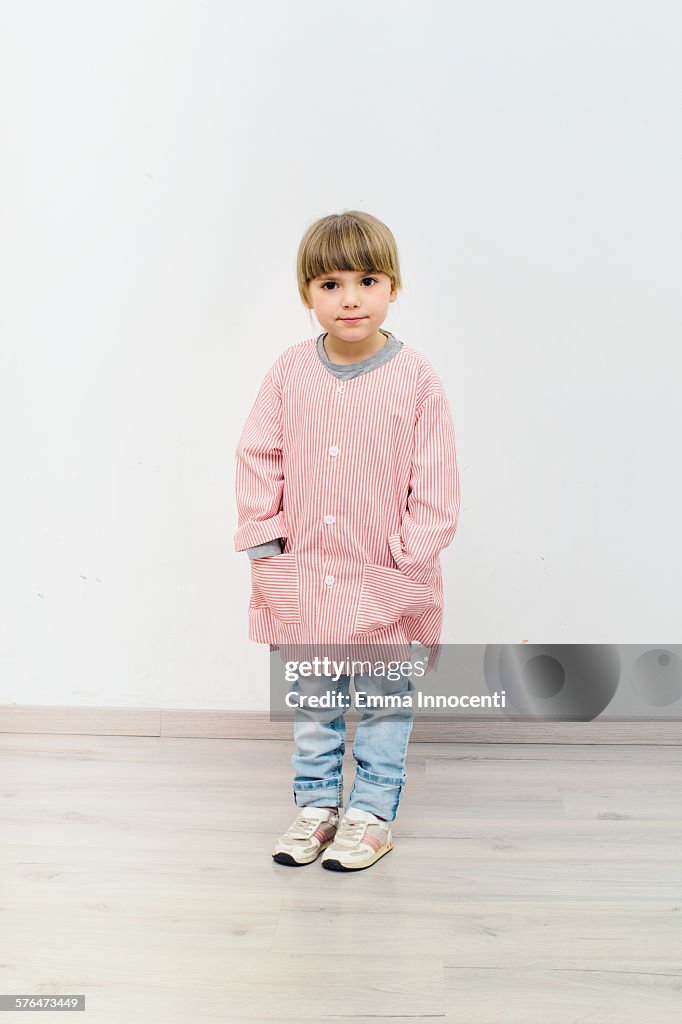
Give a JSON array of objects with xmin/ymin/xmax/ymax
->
[
  {"xmin": 347, "ymin": 765, "xmax": 405, "ymax": 822},
  {"xmin": 293, "ymin": 780, "xmax": 343, "ymax": 809}
]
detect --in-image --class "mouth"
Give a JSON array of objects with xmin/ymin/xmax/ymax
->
[{"xmin": 339, "ymin": 317, "xmax": 366, "ymax": 322}]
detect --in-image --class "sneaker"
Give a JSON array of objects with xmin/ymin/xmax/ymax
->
[
  {"xmin": 272, "ymin": 807, "xmax": 339, "ymax": 866},
  {"xmin": 320, "ymin": 807, "xmax": 393, "ymax": 871}
]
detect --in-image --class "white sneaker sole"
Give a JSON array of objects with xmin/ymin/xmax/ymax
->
[
  {"xmin": 272, "ymin": 838, "xmax": 334, "ymax": 866},
  {"xmin": 321, "ymin": 840, "xmax": 393, "ymax": 872}
]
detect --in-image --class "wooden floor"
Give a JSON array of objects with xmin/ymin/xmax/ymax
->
[{"xmin": 1, "ymin": 734, "xmax": 680, "ymax": 1023}]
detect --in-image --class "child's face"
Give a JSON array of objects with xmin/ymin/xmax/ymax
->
[{"xmin": 307, "ymin": 269, "xmax": 397, "ymax": 342}]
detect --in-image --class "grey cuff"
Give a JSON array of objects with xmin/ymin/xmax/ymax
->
[{"xmin": 246, "ymin": 538, "xmax": 284, "ymax": 560}]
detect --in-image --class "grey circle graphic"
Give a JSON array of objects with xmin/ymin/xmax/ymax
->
[
  {"xmin": 484, "ymin": 645, "xmax": 621, "ymax": 721},
  {"xmin": 631, "ymin": 648, "xmax": 682, "ymax": 707},
  {"xmin": 524, "ymin": 654, "xmax": 565, "ymax": 699}
]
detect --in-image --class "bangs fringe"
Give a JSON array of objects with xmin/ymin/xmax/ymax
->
[{"xmin": 297, "ymin": 210, "xmax": 401, "ymax": 306}]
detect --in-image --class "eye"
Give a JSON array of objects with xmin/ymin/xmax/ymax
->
[{"xmin": 320, "ymin": 277, "xmax": 378, "ymax": 290}]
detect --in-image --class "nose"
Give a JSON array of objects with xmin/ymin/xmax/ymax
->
[{"xmin": 342, "ymin": 289, "xmax": 361, "ymax": 309}]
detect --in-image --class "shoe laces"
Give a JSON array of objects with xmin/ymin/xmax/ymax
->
[
  {"xmin": 285, "ymin": 813, "xmax": 330, "ymax": 840},
  {"xmin": 334, "ymin": 818, "xmax": 366, "ymax": 847}
]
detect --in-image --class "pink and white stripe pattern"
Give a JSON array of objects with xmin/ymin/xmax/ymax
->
[
  {"xmin": 235, "ymin": 337, "xmax": 460, "ymax": 648},
  {"xmin": 359, "ymin": 831, "xmax": 384, "ymax": 854}
]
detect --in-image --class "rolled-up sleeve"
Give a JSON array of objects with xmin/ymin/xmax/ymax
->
[
  {"xmin": 234, "ymin": 366, "xmax": 288, "ymax": 551},
  {"xmin": 388, "ymin": 389, "xmax": 460, "ymax": 579}
]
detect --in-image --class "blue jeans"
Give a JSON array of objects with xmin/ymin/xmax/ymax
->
[{"xmin": 291, "ymin": 673, "xmax": 416, "ymax": 822}]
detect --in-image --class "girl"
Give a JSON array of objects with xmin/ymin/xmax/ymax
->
[{"xmin": 235, "ymin": 210, "xmax": 460, "ymax": 869}]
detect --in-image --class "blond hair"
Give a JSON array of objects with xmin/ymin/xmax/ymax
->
[{"xmin": 296, "ymin": 210, "xmax": 402, "ymax": 308}]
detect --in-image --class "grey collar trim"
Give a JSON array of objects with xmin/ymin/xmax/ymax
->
[{"xmin": 316, "ymin": 328, "xmax": 403, "ymax": 379}]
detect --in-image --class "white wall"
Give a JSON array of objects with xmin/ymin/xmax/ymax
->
[{"xmin": 1, "ymin": 0, "xmax": 680, "ymax": 709}]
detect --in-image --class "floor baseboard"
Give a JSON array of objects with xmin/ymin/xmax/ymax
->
[{"xmin": 0, "ymin": 706, "xmax": 680, "ymax": 743}]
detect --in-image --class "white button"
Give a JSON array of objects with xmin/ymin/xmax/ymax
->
[
  {"xmin": 336, "ymin": 385, "xmax": 345, "ymax": 394},
  {"xmin": 324, "ymin": 575, "xmax": 335, "ymax": 586},
  {"xmin": 324, "ymin": 514, "xmax": 335, "ymax": 525},
  {"xmin": 328, "ymin": 445, "xmax": 339, "ymax": 457}
]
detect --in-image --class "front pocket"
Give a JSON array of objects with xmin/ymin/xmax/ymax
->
[
  {"xmin": 354, "ymin": 563, "xmax": 435, "ymax": 634},
  {"xmin": 250, "ymin": 553, "xmax": 301, "ymax": 623}
]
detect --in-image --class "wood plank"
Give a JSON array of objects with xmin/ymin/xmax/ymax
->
[{"xmin": 1, "ymin": 733, "xmax": 680, "ymax": 1021}]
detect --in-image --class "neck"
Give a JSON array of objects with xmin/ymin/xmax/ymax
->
[{"xmin": 322, "ymin": 328, "xmax": 388, "ymax": 365}]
